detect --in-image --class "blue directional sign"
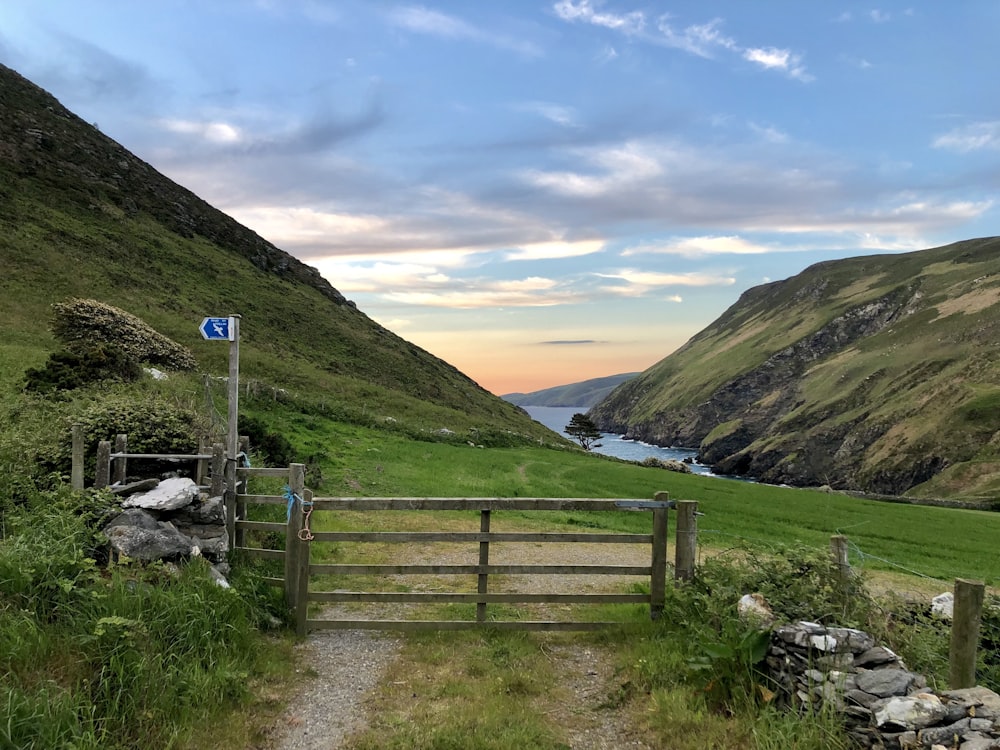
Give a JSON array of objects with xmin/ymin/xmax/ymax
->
[{"xmin": 199, "ymin": 316, "xmax": 235, "ymax": 341}]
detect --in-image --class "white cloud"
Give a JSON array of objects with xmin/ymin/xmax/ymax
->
[
  {"xmin": 656, "ymin": 17, "xmax": 736, "ymax": 58},
  {"xmin": 159, "ymin": 118, "xmax": 246, "ymax": 145},
  {"xmin": 933, "ymin": 121, "xmax": 1000, "ymax": 153},
  {"xmin": 504, "ymin": 239, "xmax": 605, "ymax": 261},
  {"xmin": 622, "ymin": 235, "xmax": 773, "ymax": 258},
  {"xmin": 521, "ymin": 140, "xmax": 667, "ymax": 197},
  {"xmin": 596, "ymin": 269, "xmax": 736, "ymax": 296},
  {"xmin": 869, "ymin": 10, "xmax": 891, "ymax": 23},
  {"xmin": 749, "ymin": 122, "xmax": 789, "ymax": 143},
  {"xmin": 743, "ymin": 47, "xmax": 813, "ymax": 81},
  {"xmin": 553, "ymin": 0, "xmax": 645, "ymax": 34}
]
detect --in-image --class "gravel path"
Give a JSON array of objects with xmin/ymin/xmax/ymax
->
[
  {"xmin": 269, "ymin": 536, "xmax": 656, "ymax": 749},
  {"xmin": 269, "ymin": 621, "xmax": 401, "ymax": 750}
]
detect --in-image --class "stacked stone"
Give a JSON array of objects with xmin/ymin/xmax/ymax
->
[
  {"xmin": 766, "ymin": 621, "xmax": 1000, "ymax": 749},
  {"xmin": 101, "ymin": 476, "xmax": 230, "ymax": 584}
]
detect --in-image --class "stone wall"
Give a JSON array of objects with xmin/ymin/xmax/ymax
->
[{"xmin": 767, "ymin": 620, "xmax": 1000, "ymax": 749}]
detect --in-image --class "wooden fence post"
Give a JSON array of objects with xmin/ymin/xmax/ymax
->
[
  {"xmin": 95, "ymin": 441, "xmax": 112, "ymax": 489},
  {"xmin": 477, "ymin": 510, "xmax": 491, "ymax": 623},
  {"xmin": 650, "ymin": 491, "xmax": 669, "ymax": 619},
  {"xmin": 113, "ymin": 434, "xmax": 128, "ymax": 486},
  {"xmin": 71, "ymin": 424, "xmax": 84, "ymax": 490},
  {"xmin": 674, "ymin": 500, "xmax": 698, "ymax": 582},
  {"xmin": 235, "ymin": 435, "xmax": 250, "ymax": 548},
  {"xmin": 295, "ymin": 489, "xmax": 312, "ymax": 638},
  {"xmin": 830, "ymin": 534, "xmax": 851, "ymax": 587},
  {"xmin": 196, "ymin": 436, "xmax": 210, "ymax": 487},
  {"xmin": 950, "ymin": 578, "xmax": 985, "ymax": 689},
  {"xmin": 285, "ymin": 463, "xmax": 306, "ymax": 611},
  {"xmin": 210, "ymin": 443, "xmax": 225, "ymax": 497}
]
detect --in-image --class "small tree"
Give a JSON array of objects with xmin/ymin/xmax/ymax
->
[{"xmin": 565, "ymin": 412, "xmax": 602, "ymax": 450}]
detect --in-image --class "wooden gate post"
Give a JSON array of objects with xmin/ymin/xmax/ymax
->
[
  {"xmin": 71, "ymin": 424, "xmax": 85, "ymax": 490},
  {"xmin": 950, "ymin": 578, "xmax": 986, "ymax": 689},
  {"xmin": 650, "ymin": 491, "xmax": 669, "ymax": 619},
  {"xmin": 210, "ymin": 443, "xmax": 225, "ymax": 497},
  {"xmin": 95, "ymin": 441, "xmax": 112, "ymax": 489},
  {"xmin": 674, "ymin": 500, "xmax": 698, "ymax": 582},
  {"xmin": 285, "ymin": 463, "xmax": 306, "ymax": 610},
  {"xmin": 235, "ymin": 435, "xmax": 250, "ymax": 548},
  {"xmin": 477, "ymin": 510, "xmax": 491, "ymax": 623},
  {"xmin": 196, "ymin": 437, "xmax": 210, "ymax": 487},
  {"xmin": 113, "ymin": 434, "xmax": 128, "ymax": 485},
  {"xmin": 294, "ymin": 489, "xmax": 312, "ymax": 638}
]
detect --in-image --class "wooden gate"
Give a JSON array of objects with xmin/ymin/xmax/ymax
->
[{"xmin": 233, "ymin": 464, "xmax": 684, "ymax": 635}]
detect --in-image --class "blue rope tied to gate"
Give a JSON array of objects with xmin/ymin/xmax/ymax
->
[
  {"xmin": 284, "ymin": 485, "xmax": 315, "ymax": 541},
  {"xmin": 237, "ymin": 451, "xmax": 251, "ymax": 468},
  {"xmin": 284, "ymin": 485, "xmax": 301, "ymax": 522}
]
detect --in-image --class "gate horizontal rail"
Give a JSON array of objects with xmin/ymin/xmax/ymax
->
[{"xmin": 231, "ymin": 465, "xmax": 699, "ymax": 634}]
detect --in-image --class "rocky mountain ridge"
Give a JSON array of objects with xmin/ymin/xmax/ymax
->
[{"xmin": 590, "ymin": 238, "xmax": 1000, "ymax": 498}]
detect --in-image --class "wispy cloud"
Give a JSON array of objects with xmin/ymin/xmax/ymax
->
[
  {"xmin": 552, "ymin": 0, "xmax": 645, "ymax": 34},
  {"xmin": 553, "ymin": 2, "xmax": 810, "ymax": 81},
  {"xmin": 622, "ymin": 235, "xmax": 773, "ymax": 257},
  {"xmin": 933, "ymin": 121, "xmax": 1000, "ymax": 153},
  {"xmin": 540, "ymin": 339, "xmax": 600, "ymax": 345},
  {"xmin": 595, "ymin": 269, "xmax": 736, "ymax": 296},
  {"xmin": 515, "ymin": 101, "xmax": 580, "ymax": 128},
  {"xmin": 388, "ymin": 5, "xmax": 542, "ymax": 56}
]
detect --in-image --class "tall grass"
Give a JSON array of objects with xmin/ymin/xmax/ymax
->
[{"xmin": 0, "ymin": 485, "xmax": 286, "ymax": 749}]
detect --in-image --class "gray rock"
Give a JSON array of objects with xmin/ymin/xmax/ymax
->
[
  {"xmin": 855, "ymin": 646, "xmax": 900, "ymax": 668},
  {"xmin": 122, "ymin": 477, "xmax": 199, "ymax": 511},
  {"xmin": 856, "ymin": 669, "xmax": 916, "ymax": 698},
  {"xmin": 846, "ymin": 688, "xmax": 879, "ymax": 707},
  {"xmin": 173, "ymin": 495, "xmax": 225, "ymax": 525},
  {"xmin": 874, "ymin": 694, "xmax": 948, "ymax": 731},
  {"xmin": 104, "ymin": 507, "xmax": 159, "ymax": 531},
  {"xmin": 959, "ymin": 738, "xmax": 1000, "ymax": 750},
  {"xmin": 104, "ymin": 522, "xmax": 193, "ymax": 561},
  {"xmin": 828, "ymin": 627, "xmax": 876, "ymax": 654},
  {"xmin": 918, "ymin": 718, "xmax": 970, "ymax": 747},
  {"xmin": 942, "ymin": 687, "xmax": 1000, "ymax": 720}
]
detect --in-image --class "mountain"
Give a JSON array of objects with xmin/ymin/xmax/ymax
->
[
  {"xmin": 589, "ymin": 238, "xmax": 1000, "ymax": 499},
  {"xmin": 0, "ymin": 63, "xmax": 558, "ymax": 446},
  {"xmin": 503, "ymin": 373, "xmax": 639, "ymax": 408}
]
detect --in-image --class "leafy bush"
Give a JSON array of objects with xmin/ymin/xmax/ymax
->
[
  {"xmin": 51, "ymin": 298, "xmax": 197, "ymax": 371},
  {"xmin": 23, "ymin": 345, "xmax": 143, "ymax": 393},
  {"xmin": 239, "ymin": 414, "xmax": 295, "ymax": 466}
]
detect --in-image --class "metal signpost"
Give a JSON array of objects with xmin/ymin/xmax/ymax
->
[{"xmin": 200, "ymin": 315, "xmax": 241, "ymax": 546}]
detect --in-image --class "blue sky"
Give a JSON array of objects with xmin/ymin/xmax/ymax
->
[{"xmin": 2, "ymin": 1, "xmax": 998, "ymax": 394}]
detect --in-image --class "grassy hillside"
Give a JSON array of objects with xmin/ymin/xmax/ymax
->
[
  {"xmin": 0, "ymin": 63, "xmax": 563, "ymax": 462},
  {"xmin": 591, "ymin": 238, "xmax": 1000, "ymax": 499}
]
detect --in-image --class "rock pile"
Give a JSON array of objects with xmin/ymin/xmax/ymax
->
[
  {"xmin": 766, "ymin": 620, "xmax": 1000, "ymax": 749},
  {"xmin": 102, "ymin": 476, "xmax": 230, "ymax": 584}
]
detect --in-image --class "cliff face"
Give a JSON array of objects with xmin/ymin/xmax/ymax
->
[{"xmin": 590, "ymin": 238, "xmax": 1000, "ymax": 498}]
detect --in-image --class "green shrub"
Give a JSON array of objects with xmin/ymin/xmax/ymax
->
[
  {"xmin": 23, "ymin": 345, "xmax": 143, "ymax": 393},
  {"xmin": 51, "ymin": 298, "xmax": 197, "ymax": 371}
]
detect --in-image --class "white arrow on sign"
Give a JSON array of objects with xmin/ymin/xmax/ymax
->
[{"xmin": 199, "ymin": 316, "xmax": 234, "ymax": 341}]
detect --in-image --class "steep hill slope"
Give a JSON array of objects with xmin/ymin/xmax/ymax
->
[
  {"xmin": 503, "ymin": 373, "xmax": 638, "ymax": 408},
  {"xmin": 0, "ymin": 63, "xmax": 555, "ymax": 445},
  {"xmin": 590, "ymin": 238, "xmax": 1000, "ymax": 498}
]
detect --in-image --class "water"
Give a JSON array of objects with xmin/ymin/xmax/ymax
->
[{"xmin": 523, "ymin": 405, "xmax": 715, "ymax": 476}]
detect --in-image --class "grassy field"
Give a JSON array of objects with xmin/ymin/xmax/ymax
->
[{"xmin": 282, "ymin": 425, "xmax": 1000, "ymax": 587}]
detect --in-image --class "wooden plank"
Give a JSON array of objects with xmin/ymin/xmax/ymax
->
[
  {"xmin": 308, "ymin": 592, "xmax": 649, "ymax": 604},
  {"xmin": 237, "ymin": 520, "xmax": 287, "ymax": 532},
  {"xmin": 236, "ymin": 547, "xmax": 285, "ymax": 561},
  {"xmin": 306, "ymin": 619, "xmax": 624, "ymax": 632},
  {"xmin": 295, "ymin": 488, "xmax": 312, "ymax": 638},
  {"xmin": 95, "ymin": 441, "xmax": 111, "ymax": 489},
  {"xmin": 108, "ymin": 453, "xmax": 212, "ymax": 460},
  {"xmin": 307, "ymin": 497, "xmax": 668, "ymax": 512},
  {"xmin": 310, "ymin": 564, "xmax": 652, "ymax": 576},
  {"xmin": 113, "ymin": 434, "xmax": 127, "ymax": 485},
  {"xmin": 675, "ymin": 500, "xmax": 698, "ymax": 582},
  {"xmin": 238, "ymin": 467, "xmax": 291, "ymax": 478},
  {"xmin": 477, "ymin": 509, "xmax": 490, "ymax": 622},
  {"xmin": 71, "ymin": 424, "xmax": 84, "ymax": 490},
  {"xmin": 262, "ymin": 576, "xmax": 285, "ymax": 587},
  {"xmin": 238, "ymin": 494, "xmax": 288, "ymax": 505},
  {"xmin": 310, "ymin": 531, "xmax": 652, "ymax": 544},
  {"xmin": 650, "ymin": 498, "xmax": 668, "ymax": 620}
]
